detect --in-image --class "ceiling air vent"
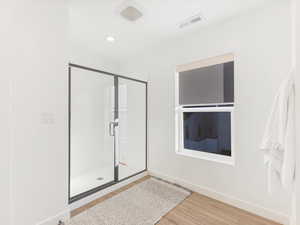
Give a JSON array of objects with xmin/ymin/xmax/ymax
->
[
  {"xmin": 179, "ymin": 13, "xmax": 203, "ymax": 29},
  {"xmin": 120, "ymin": 6, "xmax": 143, "ymax": 22}
]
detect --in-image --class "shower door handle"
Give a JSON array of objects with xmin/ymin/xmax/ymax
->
[{"xmin": 109, "ymin": 121, "xmax": 118, "ymax": 136}]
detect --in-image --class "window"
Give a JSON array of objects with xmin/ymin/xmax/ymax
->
[{"xmin": 175, "ymin": 53, "xmax": 235, "ymax": 165}]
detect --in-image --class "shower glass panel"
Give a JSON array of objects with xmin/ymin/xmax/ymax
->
[
  {"xmin": 70, "ymin": 67, "xmax": 116, "ymax": 199},
  {"xmin": 118, "ymin": 78, "xmax": 147, "ymax": 180}
]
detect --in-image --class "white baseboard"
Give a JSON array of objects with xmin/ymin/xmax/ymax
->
[
  {"xmin": 36, "ymin": 209, "xmax": 70, "ymax": 225},
  {"xmin": 149, "ymin": 170, "xmax": 289, "ymax": 225}
]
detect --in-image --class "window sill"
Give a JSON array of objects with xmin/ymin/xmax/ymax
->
[{"xmin": 175, "ymin": 150, "xmax": 235, "ymax": 166}]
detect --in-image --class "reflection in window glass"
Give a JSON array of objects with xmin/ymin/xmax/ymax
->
[
  {"xmin": 179, "ymin": 61, "xmax": 234, "ymax": 105},
  {"xmin": 183, "ymin": 112, "xmax": 231, "ymax": 156}
]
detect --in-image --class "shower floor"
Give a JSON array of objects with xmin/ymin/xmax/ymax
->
[{"xmin": 70, "ymin": 164, "xmax": 138, "ymax": 197}]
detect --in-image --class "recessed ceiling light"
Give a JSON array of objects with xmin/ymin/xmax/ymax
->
[{"xmin": 106, "ymin": 36, "xmax": 115, "ymax": 43}]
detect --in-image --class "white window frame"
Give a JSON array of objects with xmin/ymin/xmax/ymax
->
[
  {"xmin": 175, "ymin": 106, "xmax": 235, "ymax": 165},
  {"xmin": 175, "ymin": 53, "xmax": 235, "ymax": 165}
]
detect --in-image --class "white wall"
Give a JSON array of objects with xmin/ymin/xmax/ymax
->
[
  {"xmin": 123, "ymin": 1, "xmax": 292, "ymax": 223},
  {"xmin": 4, "ymin": 0, "xmax": 147, "ymax": 222},
  {"xmin": 0, "ymin": 1, "xmax": 14, "ymax": 224},
  {"xmin": 70, "ymin": 46, "xmax": 122, "ymax": 75},
  {"xmin": 295, "ymin": 0, "xmax": 300, "ymax": 223},
  {"xmin": 0, "ymin": 61, "xmax": 12, "ymax": 225},
  {"xmin": 7, "ymin": 1, "xmax": 69, "ymax": 225}
]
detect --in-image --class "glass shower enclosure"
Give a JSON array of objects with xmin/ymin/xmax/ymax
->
[{"xmin": 69, "ymin": 64, "xmax": 147, "ymax": 202}]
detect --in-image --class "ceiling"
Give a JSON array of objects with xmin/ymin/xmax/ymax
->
[{"xmin": 69, "ymin": 0, "xmax": 273, "ymax": 63}]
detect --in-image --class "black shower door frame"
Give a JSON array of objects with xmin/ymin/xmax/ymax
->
[{"xmin": 68, "ymin": 63, "xmax": 148, "ymax": 203}]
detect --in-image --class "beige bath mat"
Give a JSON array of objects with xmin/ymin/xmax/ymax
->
[{"xmin": 67, "ymin": 178, "xmax": 191, "ymax": 225}]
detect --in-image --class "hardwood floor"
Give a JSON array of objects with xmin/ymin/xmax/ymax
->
[
  {"xmin": 157, "ymin": 193, "xmax": 281, "ymax": 225},
  {"xmin": 71, "ymin": 176, "xmax": 281, "ymax": 225}
]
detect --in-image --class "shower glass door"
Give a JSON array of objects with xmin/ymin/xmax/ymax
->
[
  {"xmin": 70, "ymin": 66, "xmax": 116, "ymax": 200},
  {"xmin": 118, "ymin": 78, "xmax": 147, "ymax": 180},
  {"xmin": 69, "ymin": 65, "xmax": 147, "ymax": 202}
]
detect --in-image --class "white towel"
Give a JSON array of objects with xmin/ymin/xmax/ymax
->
[{"xmin": 260, "ymin": 72, "xmax": 295, "ymax": 191}]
